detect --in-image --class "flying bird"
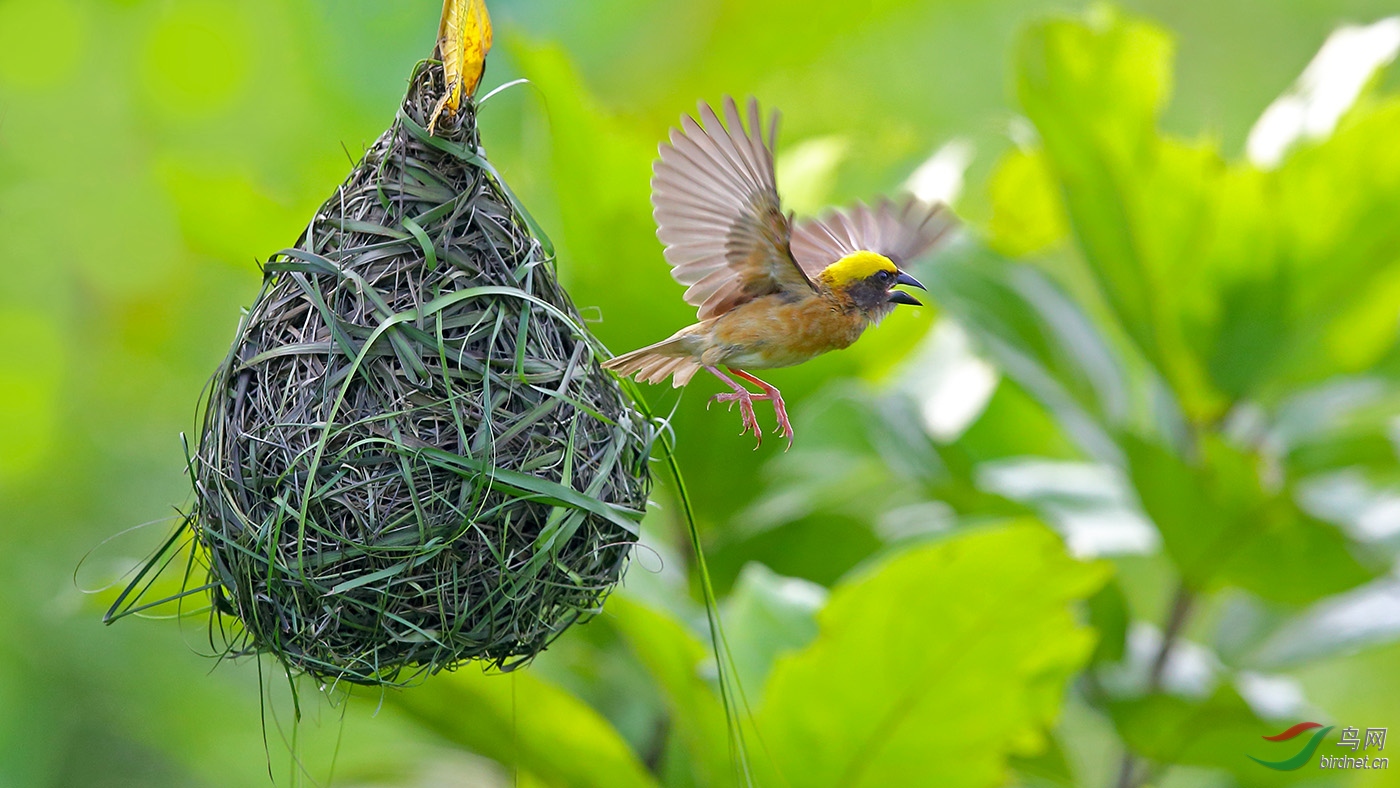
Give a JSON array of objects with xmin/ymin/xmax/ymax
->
[{"xmin": 603, "ymin": 96, "xmax": 953, "ymax": 448}]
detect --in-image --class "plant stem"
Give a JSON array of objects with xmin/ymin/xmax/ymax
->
[
  {"xmin": 1114, "ymin": 582, "xmax": 1195, "ymax": 788},
  {"xmin": 1113, "ymin": 755, "xmax": 1137, "ymax": 788},
  {"xmin": 658, "ymin": 436, "xmax": 754, "ymax": 785},
  {"xmin": 1149, "ymin": 584, "xmax": 1194, "ymax": 689}
]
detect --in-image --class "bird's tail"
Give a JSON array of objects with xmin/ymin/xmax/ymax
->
[{"xmin": 602, "ymin": 337, "xmax": 700, "ymax": 388}]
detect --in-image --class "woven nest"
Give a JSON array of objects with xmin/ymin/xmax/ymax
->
[{"xmin": 183, "ymin": 62, "xmax": 655, "ymax": 685}]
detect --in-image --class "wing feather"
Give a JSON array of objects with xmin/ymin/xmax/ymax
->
[
  {"xmin": 790, "ymin": 196, "xmax": 954, "ymax": 275},
  {"xmin": 652, "ymin": 96, "xmax": 812, "ymax": 320}
]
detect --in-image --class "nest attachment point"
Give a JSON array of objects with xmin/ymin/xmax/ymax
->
[{"xmin": 180, "ymin": 62, "xmax": 655, "ymax": 685}]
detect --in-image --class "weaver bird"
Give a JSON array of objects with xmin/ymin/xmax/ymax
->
[{"xmin": 603, "ymin": 96, "xmax": 953, "ymax": 448}]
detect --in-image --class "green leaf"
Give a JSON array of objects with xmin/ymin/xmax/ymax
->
[
  {"xmin": 1086, "ymin": 576, "xmax": 1130, "ymax": 665},
  {"xmin": 1014, "ymin": 11, "xmax": 1400, "ymax": 416},
  {"xmin": 1109, "ymin": 687, "xmax": 1311, "ymax": 787},
  {"xmin": 725, "ymin": 384, "xmax": 1051, "ymax": 565},
  {"xmin": 923, "ymin": 244, "xmax": 1142, "ymax": 457},
  {"xmin": 390, "ymin": 667, "xmax": 657, "ymax": 788},
  {"xmin": 1260, "ymin": 99, "xmax": 1400, "ymax": 393},
  {"xmin": 1123, "ymin": 434, "xmax": 1377, "ymax": 604},
  {"xmin": 754, "ymin": 521, "xmax": 1109, "ymax": 787},
  {"xmin": 1015, "ymin": 12, "xmax": 1228, "ymax": 422},
  {"xmin": 1015, "ymin": 10, "xmax": 1171, "ymax": 339},
  {"xmin": 606, "ymin": 594, "xmax": 734, "ymax": 788},
  {"xmin": 1246, "ymin": 580, "xmax": 1400, "ymax": 669},
  {"xmin": 986, "ymin": 148, "xmax": 1069, "ymax": 258},
  {"xmin": 1008, "ymin": 736, "xmax": 1077, "ymax": 788},
  {"xmin": 1274, "ymin": 379, "xmax": 1400, "ymax": 478},
  {"xmin": 505, "ymin": 38, "xmax": 679, "ymax": 340},
  {"xmin": 720, "ymin": 563, "xmax": 825, "ymax": 707}
]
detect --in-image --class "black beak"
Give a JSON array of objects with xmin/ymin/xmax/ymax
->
[
  {"xmin": 895, "ymin": 271, "xmax": 925, "ymax": 290},
  {"xmin": 888, "ymin": 270, "xmax": 925, "ymax": 306}
]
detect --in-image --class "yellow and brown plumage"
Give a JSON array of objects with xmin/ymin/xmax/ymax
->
[{"xmin": 604, "ymin": 96, "xmax": 954, "ymax": 448}]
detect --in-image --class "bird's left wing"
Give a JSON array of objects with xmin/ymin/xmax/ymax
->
[
  {"xmin": 790, "ymin": 196, "xmax": 953, "ymax": 275},
  {"xmin": 653, "ymin": 97, "xmax": 814, "ymax": 320}
]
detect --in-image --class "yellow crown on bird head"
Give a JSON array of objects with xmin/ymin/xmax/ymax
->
[{"xmin": 819, "ymin": 250, "xmax": 899, "ymax": 288}]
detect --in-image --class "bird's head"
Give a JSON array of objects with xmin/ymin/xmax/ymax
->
[{"xmin": 818, "ymin": 250, "xmax": 926, "ymax": 318}]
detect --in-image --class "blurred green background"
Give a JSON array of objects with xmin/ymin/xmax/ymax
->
[{"xmin": 2, "ymin": 0, "xmax": 1400, "ymax": 786}]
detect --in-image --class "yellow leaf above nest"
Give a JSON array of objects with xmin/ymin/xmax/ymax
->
[{"xmin": 430, "ymin": 0, "xmax": 493, "ymax": 134}]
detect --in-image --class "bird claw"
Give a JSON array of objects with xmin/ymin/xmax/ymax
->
[
  {"xmin": 769, "ymin": 395, "xmax": 794, "ymax": 452},
  {"xmin": 711, "ymin": 391, "xmax": 762, "ymax": 448},
  {"xmin": 704, "ymin": 368, "xmax": 794, "ymax": 450}
]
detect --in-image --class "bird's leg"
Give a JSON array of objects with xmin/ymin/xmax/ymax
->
[
  {"xmin": 704, "ymin": 365, "xmax": 762, "ymax": 448},
  {"xmin": 730, "ymin": 369, "xmax": 793, "ymax": 450}
]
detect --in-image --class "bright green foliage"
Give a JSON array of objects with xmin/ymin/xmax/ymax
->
[
  {"xmin": 968, "ymin": 7, "xmax": 1400, "ymax": 787},
  {"xmin": 606, "ymin": 524, "xmax": 1107, "ymax": 787},
  {"xmin": 393, "ymin": 668, "xmax": 658, "ymax": 788},
  {"xmin": 719, "ymin": 563, "xmax": 824, "ymax": 708},
  {"xmin": 1016, "ymin": 13, "xmax": 1226, "ymax": 422},
  {"xmin": 986, "ymin": 149, "xmax": 1068, "ymax": 258},
  {"xmin": 994, "ymin": 6, "xmax": 1390, "ymax": 603},
  {"xmin": 607, "ymin": 595, "xmax": 734, "ymax": 787},
  {"xmin": 1010, "ymin": 10, "xmax": 1400, "ymax": 422},
  {"xmin": 1085, "ymin": 579, "xmax": 1130, "ymax": 666},
  {"xmin": 1109, "ymin": 688, "xmax": 1302, "ymax": 787},
  {"xmin": 1124, "ymin": 435, "xmax": 1376, "ymax": 603},
  {"xmin": 755, "ymin": 522, "xmax": 1108, "ymax": 787}
]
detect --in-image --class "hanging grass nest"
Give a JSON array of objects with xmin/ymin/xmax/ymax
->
[{"xmin": 111, "ymin": 54, "xmax": 657, "ymax": 685}]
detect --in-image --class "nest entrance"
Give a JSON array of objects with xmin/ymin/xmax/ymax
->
[{"xmin": 181, "ymin": 63, "xmax": 654, "ymax": 684}]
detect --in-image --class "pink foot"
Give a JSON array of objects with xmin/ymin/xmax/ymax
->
[
  {"xmin": 704, "ymin": 366, "xmax": 764, "ymax": 449},
  {"xmin": 708, "ymin": 390, "xmax": 762, "ymax": 447},
  {"xmin": 731, "ymin": 369, "xmax": 795, "ymax": 451},
  {"xmin": 769, "ymin": 392, "xmax": 794, "ymax": 450}
]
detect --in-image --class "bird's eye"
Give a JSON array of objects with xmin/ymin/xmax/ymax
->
[{"xmin": 877, "ymin": 270, "xmax": 892, "ymax": 283}]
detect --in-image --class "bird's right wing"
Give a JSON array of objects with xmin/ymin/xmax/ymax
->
[
  {"xmin": 790, "ymin": 196, "xmax": 953, "ymax": 276},
  {"xmin": 652, "ymin": 96, "xmax": 813, "ymax": 320}
]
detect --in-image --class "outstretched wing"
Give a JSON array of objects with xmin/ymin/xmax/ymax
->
[
  {"xmin": 652, "ymin": 96, "xmax": 813, "ymax": 320},
  {"xmin": 790, "ymin": 196, "xmax": 953, "ymax": 276}
]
